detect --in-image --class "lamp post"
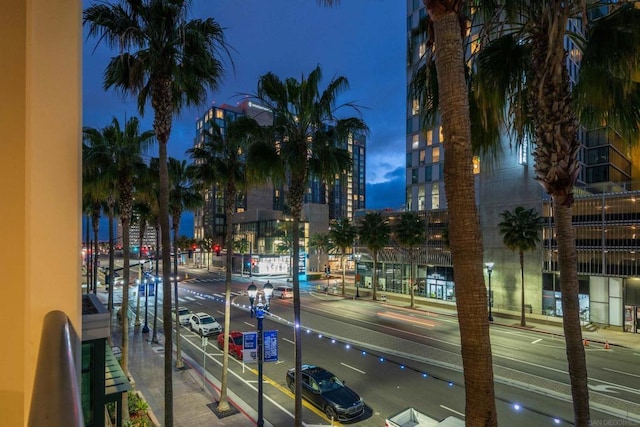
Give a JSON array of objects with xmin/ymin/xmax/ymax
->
[
  {"xmin": 142, "ymin": 278, "xmax": 150, "ymax": 333},
  {"xmin": 263, "ymin": 281, "xmax": 273, "ymax": 312},
  {"xmin": 247, "ymin": 282, "xmax": 257, "ymax": 318},
  {"xmin": 255, "ymin": 302, "xmax": 265, "ymax": 427},
  {"xmin": 485, "ymin": 262, "xmax": 494, "ymax": 321}
]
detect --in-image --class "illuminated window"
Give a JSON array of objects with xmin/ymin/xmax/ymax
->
[
  {"xmin": 432, "ymin": 146, "xmax": 440, "ymax": 163},
  {"xmin": 473, "ymin": 156, "xmax": 480, "ymax": 174},
  {"xmin": 518, "ymin": 140, "xmax": 528, "ymax": 165},
  {"xmin": 431, "ymin": 183, "xmax": 440, "ymax": 209},
  {"xmin": 216, "ymin": 109, "xmax": 224, "ymax": 119},
  {"xmin": 418, "ymin": 187, "xmax": 425, "ymax": 210},
  {"xmin": 412, "ymin": 98, "xmax": 420, "ymax": 115},
  {"xmin": 419, "ymin": 41, "xmax": 426, "ymax": 58},
  {"xmin": 470, "ymin": 34, "xmax": 480, "ymax": 55},
  {"xmin": 425, "ymin": 130, "xmax": 433, "ymax": 146},
  {"xmin": 439, "ymin": 126, "xmax": 444, "ymax": 143},
  {"xmin": 412, "ymin": 134, "xmax": 419, "ymax": 149},
  {"xmin": 419, "ymin": 149, "xmax": 426, "ymax": 165}
]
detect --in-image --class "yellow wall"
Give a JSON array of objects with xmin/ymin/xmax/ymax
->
[{"xmin": 0, "ymin": 0, "xmax": 82, "ymax": 425}]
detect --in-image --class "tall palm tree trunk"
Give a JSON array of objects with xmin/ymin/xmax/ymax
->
[
  {"xmin": 152, "ymin": 76, "xmax": 175, "ymax": 426},
  {"xmin": 120, "ymin": 215, "xmax": 131, "ymax": 423},
  {"xmin": 218, "ymin": 190, "xmax": 235, "ymax": 412},
  {"xmin": 372, "ymin": 254, "xmax": 378, "ymax": 301},
  {"xmin": 173, "ymin": 222, "xmax": 184, "ymax": 369},
  {"xmin": 556, "ymin": 201, "xmax": 589, "ymax": 424},
  {"xmin": 527, "ymin": 4, "xmax": 589, "ymax": 422},
  {"xmin": 92, "ymin": 217, "xmax": 100, "ymax": 294},
  {"xmin": 430, "ymin": 7, "xmax": 497, "ymax": 425},
  {"xmin": 520, "ymin": 251, "xmax": 526, "ymax": 327},
  {"xmin": 409, "ymin": 250, "xmax": 415, "ymax": 309},
  {"xmin": 108, "ymin": 205, "xmax": 115, "ymax": 313},
  {"xmin": 289, "ymin": 180, "xmax": 305, "ymax": 427},
  {"xmin": 85, "ymin": 215, "xmax": 91, "ymax": 293},
  {"xmin": 152, "ymin": 224, "xmax": 160, "ymax": 344},
  {"xmin": 341, "ymin": 254, "xmax": 346, "ymax": 296}
]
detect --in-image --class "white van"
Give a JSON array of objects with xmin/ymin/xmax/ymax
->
[{"xmin": 272, "ymin": 285, "xmax": 293, "ymax": 299}]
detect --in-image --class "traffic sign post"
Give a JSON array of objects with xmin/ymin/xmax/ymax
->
[{"xmin": 201, "ymin": 336, "xmax": 208, "ymax": 391}]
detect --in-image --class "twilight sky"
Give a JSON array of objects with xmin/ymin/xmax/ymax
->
[{"xmin": 83, "ymin": 0, "xmax": 406, "ymax": 238}]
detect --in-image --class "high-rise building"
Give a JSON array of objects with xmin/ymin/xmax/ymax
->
[
  {"xmin": 192, "ymin": 100, "xmax": 366, "ymax": 274},
  {"xmin": 402, "ymin": 1, "xmax": 640, "ymax": 332}
]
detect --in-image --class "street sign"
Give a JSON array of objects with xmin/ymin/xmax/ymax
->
[
  {"xmin": 264, "ymin": 330, "xmax": 278, "ymax": 362},
  {"xmin": 243, "ymin": 332, "xmax": 258, "ymax": 363},
  {"xmin": 242, "ymin": 331, "xmax": 278, "ymax": 363}
]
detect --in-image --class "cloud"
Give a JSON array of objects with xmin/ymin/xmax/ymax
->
[{"xmin": 366, "ymin": 166, "xmax": 405, "ymax": 210}]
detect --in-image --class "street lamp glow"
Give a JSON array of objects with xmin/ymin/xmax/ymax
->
[
  {"xmin": 263, "ymin": 281, "xmax": 273, "ymax": 311},
  {"xmin": 247, "ymin": 282, "xmax": 257, "ymax": 318}
]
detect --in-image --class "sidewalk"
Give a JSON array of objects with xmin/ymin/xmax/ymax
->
[{"xmin": 100, "ymin": 293, "xmax": 258, "ymax": 427}]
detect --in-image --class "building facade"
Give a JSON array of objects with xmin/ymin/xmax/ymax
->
[
  {"xmin": 192, "ymin": 100, "xmax": 366, "ymax": 277},
  {"xmin": 399, "ymin": 0, "xmax": 640, "ymax": 332}
]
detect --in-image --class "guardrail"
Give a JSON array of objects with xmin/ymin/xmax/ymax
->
[{"xmin": 29, "ymin": 310, "xmax": 84, "ymax": 426}]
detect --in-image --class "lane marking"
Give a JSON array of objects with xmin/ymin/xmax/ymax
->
[
  {"xmin": 441, "ymin": 405, "xmax": 464, "ymax": 417},
  {"xmin": 531, "ymin": 339, "xmax": 542, "ymax": 344},
  {"xmin": 340, "ymin": 362, "xmax": 366, "ymax": 375},
  {"xmin": 603, "ymin": 367, "xmax": 640, "ymax": 379}
]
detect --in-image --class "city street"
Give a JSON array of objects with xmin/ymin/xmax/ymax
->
[{"xmin": 102, "ymin": 263, "xmax": 640, "ymax": 426}]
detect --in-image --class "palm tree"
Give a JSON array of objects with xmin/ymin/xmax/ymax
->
[
  {"xmin": 473, "ymin": 3, "xmax": 640, "ymax": 422},
  {"xmin": 357, "ymin": 212, "xmax": 390, "ymax": 301},
  {"xmin": 83, "ymin": 116, "xmax": 154, "ymax": 420},
  {"xmin": 410, "ymin": 1, "xmax": 499, "ymax": 424},
  {"xmin": 84, "ymin": 3, "xmax": 229, "ymax": 423},
  {"xmin": 395, "ymin": 212, "xmax": 426, "ymax": 309},
  {"xmin": 132, "ymin": 191, "xmax": 152, "ymax": 328},
  {"xmin": 168, "ymin": 157, "xmax": 203, "ymax": 370},
  {"xmin": 498, "ymin": 206, "xmax": 544, "ymax": 327},
  {"xmin": 188, "ymin": 115, "xmax": 261, "ymax": 413},
  {"xmin": 82, "ymin": 148, "xmax": 107, "ymax": 294},
  {"xmin": 247, "ymin": 65, "xmax": 366, "ymax": 426},
  {"xmin": 309, "ymin": 232, "xmax": 332, "ymax": 273},
  {"xmin": 329, "ymin": 218, "xmax": 357, "ymax": 296}
]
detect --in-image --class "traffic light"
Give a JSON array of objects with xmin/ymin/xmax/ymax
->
[{"xmin": 214, "ymin": 244, "xmax": 221, "ymax": 256}]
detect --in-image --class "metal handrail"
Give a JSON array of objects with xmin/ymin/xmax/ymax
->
[{"xmin": 28, "ymin": 310, "xmax": 84, "ymax": 427}]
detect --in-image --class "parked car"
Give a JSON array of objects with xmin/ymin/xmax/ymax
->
[
  {"xmin": 217, "ymin": 331, "xmax": 244, "ymax": 360},
  {"xmin": 189, "ymin": 312, "xmax": 222, "ymax": 336},
  {"xmin": 171, "ymin": 307, "xmax": 192, "ymax": 326},
  {"xmin": 272, "ymin": 285, "xmax": 293, "ymax": 299},
  {"xmin": 285, "ymin": 364, "xmax": 364, "ymax": 421}
]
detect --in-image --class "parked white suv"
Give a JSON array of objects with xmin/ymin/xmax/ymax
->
[
  {"xmin": 172, "ymin": 307, "xmax": 192, "ymax": 326},
  {"xmin": 189, "ymin": 312, "xmax": 222, "ymax": 336}
]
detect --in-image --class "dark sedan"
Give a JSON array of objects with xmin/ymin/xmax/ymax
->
[{"xmin": 285, "ymin": 364, "xmax": 364, "ymax": 421}]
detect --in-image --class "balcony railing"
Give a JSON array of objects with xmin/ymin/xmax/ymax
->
[{"xmin": 29, "ymin": 310, "xmax": 84, "ymax": 426}]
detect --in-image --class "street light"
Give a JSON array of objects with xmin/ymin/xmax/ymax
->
[
  {"xmin": 142, "ymin": 278, "xmax": 150, "ymax": 333},
  {"xmin": 263, "ymin": 281, "xmax": 273, "ymax": 312},
  {"xmin": 255, "ymin": 302, "xmax": 265, "ymax": 427},
  {"xmin": 485, "ymin": 262, "xmax": 494, "ymax": 321},
  {"xmin": 247, "ymin": 282, "xmax": 257, "ymax": 318}
]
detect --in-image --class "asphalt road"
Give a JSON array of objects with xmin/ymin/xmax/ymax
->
[{"xmin": 109, "ymin": 265, "xmax": 640, "ymax": 426}]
